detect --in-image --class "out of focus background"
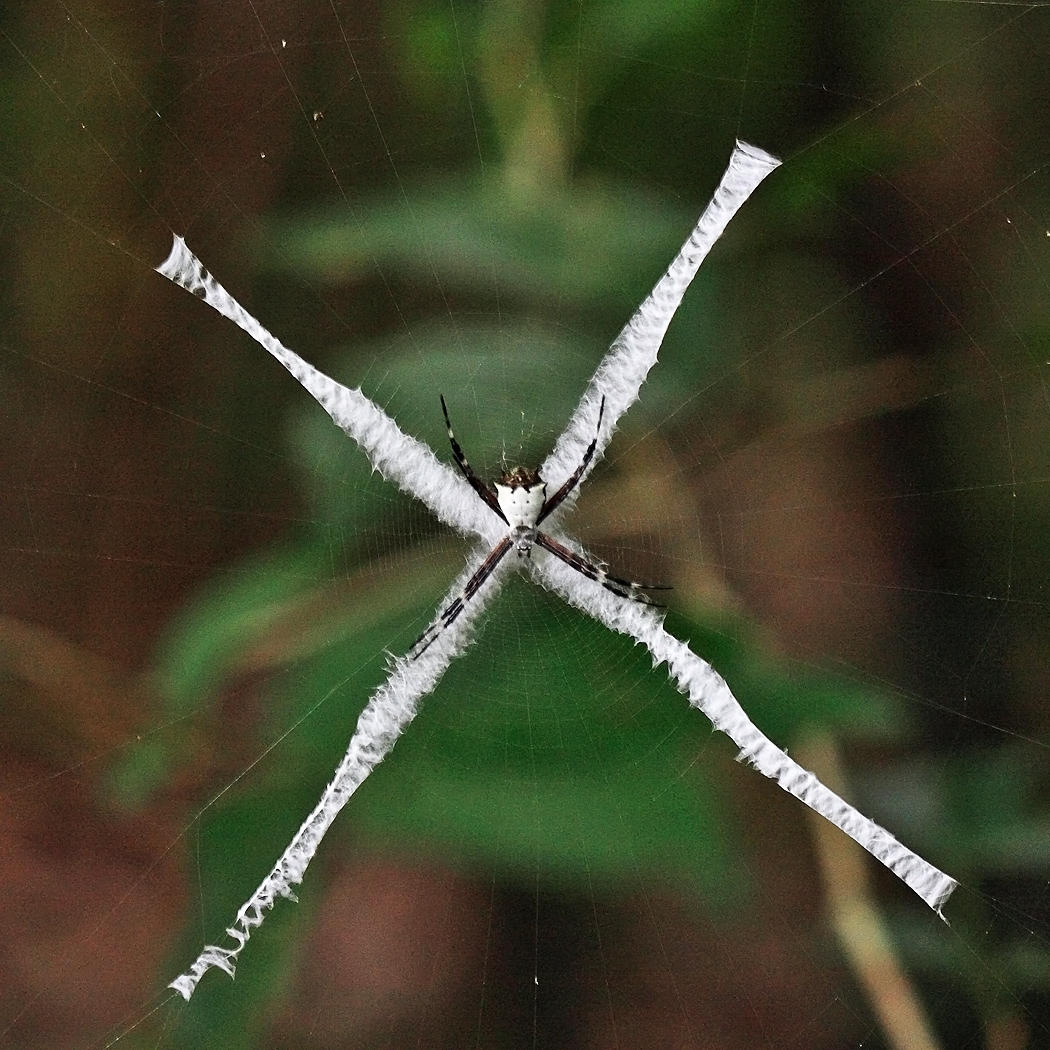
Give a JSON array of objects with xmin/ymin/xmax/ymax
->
[{"xmin": 2, "ymin": 2, "xmax": 1048, "ymax": 1048}]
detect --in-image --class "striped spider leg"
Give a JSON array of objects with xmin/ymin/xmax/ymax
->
[{"xmin": 410, "ymin": 396, "xmax": 669, "ymax": 658}]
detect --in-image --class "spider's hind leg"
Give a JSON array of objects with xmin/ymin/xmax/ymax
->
[
  {"xmin": 534, "ymin": 531, "xmax": 670, "ymax": 607},
  {"xmin": 408, "ymin": 536, "xmax": 514, "ymax": 658}
]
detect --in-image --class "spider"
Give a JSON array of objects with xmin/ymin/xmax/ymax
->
[{"xmin": 410, "ymin": 395, "xmax": 669, "ymax": 657}]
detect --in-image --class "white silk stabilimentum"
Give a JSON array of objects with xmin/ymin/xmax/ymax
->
[
  {"xmin": 539, "ymin": 142, "xmax": 782, "ymax": 523},
  {"xmin": 166, "ymin": 548, "xmax": 510, "ymax": 1002},
  {"xmin": 156, "ymin": 235, "xmax": 501, "ymax": 546},
  {"xmin": 529, "ymin": 548, "xmax": 957, "ymax": 914},
  {"xmin": 157, "ymin": 141, "xmax": 955, "ymax": 1001}
]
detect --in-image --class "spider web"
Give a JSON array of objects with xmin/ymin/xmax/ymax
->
[{"xmin": 1, "ymin": 2, "xmax": 1048, "ymax": 1048}]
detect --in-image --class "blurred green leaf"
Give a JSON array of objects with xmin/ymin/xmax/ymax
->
[{"xmin": 258, "ymin": 176, "xmax": 694, "ymax": 307}]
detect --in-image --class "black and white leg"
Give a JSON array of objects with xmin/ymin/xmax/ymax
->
[
  {"xmin": 534, "ymin": 532, "xmax": 669, "ymax": 606},
  {"xmin": 409, "ymin": 536, "xmax": 515, "ymax": 658},
  {"xmin": 537, "ymin": 396, "xmax": 606, "ymax": 525},
  {"xmin": 440, "ymin": 396, "xmax": 508, "ymax": 524}
]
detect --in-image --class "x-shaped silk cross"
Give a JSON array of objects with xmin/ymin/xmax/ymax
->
[{"xmin": 158, "ymin": 142, "xmax": 956, "ymax": 1002}]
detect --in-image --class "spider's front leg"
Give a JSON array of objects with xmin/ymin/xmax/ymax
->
[
  {"xmin": 440, "ymin": 396, "xmax": 508, "ymax": 525},
  {"xmin": 537, "ymin": 396, "xmax": 606, "ymax": 524}
]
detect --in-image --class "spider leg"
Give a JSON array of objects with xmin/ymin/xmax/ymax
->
[
  {"xmin": 534, "ymin": 531, "xmax": 670, "ymax": 606},
  {"xmin": 537, "ymin": 396, "xmax": 606, "ymax": 525},
  {"xmin": 440, "ymin": 395, "xmax": 508, "ymax": 525},
  {"xmin": 410, "ymin": 536, "xmax": 514, "ymax": 658}
]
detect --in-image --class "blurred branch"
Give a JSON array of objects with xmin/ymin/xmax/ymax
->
[
  {"xmin": 0, "ymin": 614, "xmax": 150, "ymax": 749},
  {"xmin": 799, "ymin": 731, "xmax": 942, "ymax": 1050}
]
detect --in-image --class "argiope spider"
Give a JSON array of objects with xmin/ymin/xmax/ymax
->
[{"xmin": 410, "ymin": 394, "xmax": 668, "ymax": 657}]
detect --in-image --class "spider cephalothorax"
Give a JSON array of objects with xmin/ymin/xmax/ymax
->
[
  {"xmin": 498, "ymin": 465, "xmax": 543, "ymax": 488},
  {"xmin": 409, "ymin": 396, "xmax": 667, "ymax": 656}
]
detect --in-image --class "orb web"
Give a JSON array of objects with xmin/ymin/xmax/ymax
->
[{"xmin": 1, "ymin": 2, "xmax": 1048, "ymax": 1048}]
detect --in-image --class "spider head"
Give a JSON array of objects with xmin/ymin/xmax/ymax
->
[{"xmin": 498, "ymin": 465, "xmax": 543, "ymax": 489}]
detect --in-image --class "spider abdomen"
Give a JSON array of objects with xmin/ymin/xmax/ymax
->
[{"xmin": 495, "ymin": 479, "xmax": 546, "ymax": 529}]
